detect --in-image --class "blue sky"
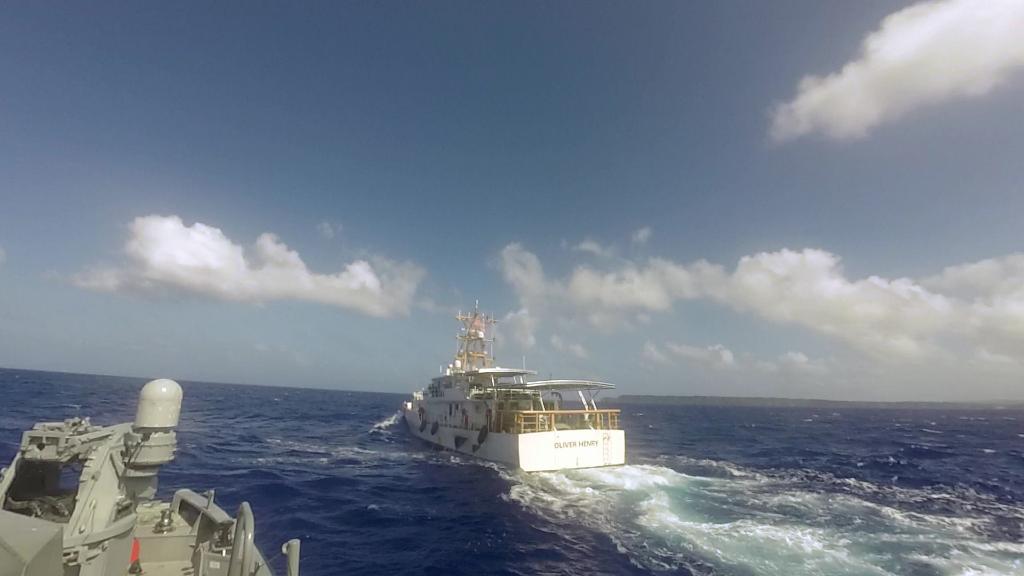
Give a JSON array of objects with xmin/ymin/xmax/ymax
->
[{"xmin": 2, "ymin": 1, "xmax": 1023, "ymax": 400}]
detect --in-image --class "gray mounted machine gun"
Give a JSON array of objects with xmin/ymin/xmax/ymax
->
[{"xmin": 0, "ymin": 379, "xmax": 300, "ymax": 576}]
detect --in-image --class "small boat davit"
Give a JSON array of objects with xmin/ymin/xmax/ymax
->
[{"xmin": 402, "ymin": 304, "xmax": 625, "ymax": 472}]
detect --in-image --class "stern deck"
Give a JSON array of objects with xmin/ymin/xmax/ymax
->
[{"xmin": 495, "ymin": 409, "xmax": 620, "ymax": 434}]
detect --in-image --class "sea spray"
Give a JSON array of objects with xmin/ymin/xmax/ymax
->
[{"xmin": 370, "ymin": 411, "xmax": 402, "ymax": 433}]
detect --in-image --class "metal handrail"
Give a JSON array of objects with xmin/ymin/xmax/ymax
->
[
  {"xmin": 227, "ymin": 502, "xmax": 255, "ymax": 576},
  {"xmin": 496, "ymin": 409, "xmax": 621, "ymax": 433},
  {"xmin": 504, "ymin": 409, "xmax": 620, "ymax": 415},
  {"xmin": 282, "ymin": 539, "xmax": 301, "ymax": 576}
]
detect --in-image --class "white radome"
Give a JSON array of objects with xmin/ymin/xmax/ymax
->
[{"xmin": 135, "ymin": 378, "xmax": 183, "ymax": 429}]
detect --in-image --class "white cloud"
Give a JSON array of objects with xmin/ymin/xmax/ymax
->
[
  {"xmin": 550, "ymin": 334, "xmax": 589, "ymax": 359},
  {"xmin": 76, "ymin": 215, "xmax": 424, "ymax": 317},
  {"xmin": 665, "ymin": 342, "xmax": 736, "ymax": 369},
  {"xmin": 566, "ymin": 258, "xmax": 716, "ymax": 315},
  {"xmin": 771, "ymin": 0, "xmax": 1024, "ymax": 142},
  {"xmin": 501, "ymin": 308, "xmax": 538, "ymax": 349},
  {"xmin": 573, "ymin": 239, "xmax": 615, "ymax": 258},
  {"xmin": 494, "ymin": 244, "xmax": 559, "ymax": 348},
  {"xmin": 649, "ymin": 341, "xmax": 827, "ymax": 378},
  {"xmin": 776, "ymin": 351, "xmax": 829, "ymax": 376},
  {"xmin": 717, "ymin": 249, "xmax": 954, "ymax": 358},
  {"xmin": 316, "ymin": 221, "xmax": 339, "ymax": 240},
  {"xmin": 497, "ymin": 243, "xmax": 1024, "ymax": 372},
  {"xmin": 921, "ymin": 253, "xmax": 1024, "ymax": 358},
  {"xmin": 499, "ymin": 243, "xmax": 550, "ymax": 304},
  {"xmin": 753, "ymin": 351, "xmax": 830, "ymax": 383},
  {"xmin": 642, "ymin": 341, "xmax": 670, "ymax": 365},
  {"xmin": 923, "ymin": 254, "xmax": 1024, "ymax": 299},
  {"xmin": 631, "ymin": 227, "xmax": 652, "ymax": 245}
]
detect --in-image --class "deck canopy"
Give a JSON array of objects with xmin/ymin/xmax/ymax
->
[
  {"xmin": 522, "ymin": 379, "xmax": 616, "ymax": 391},
  {"xmin": 472, "ymin": 367, "xmax": 538, "ymax": 376}
]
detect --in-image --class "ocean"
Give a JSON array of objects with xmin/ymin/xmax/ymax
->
[{"xmin": 1, "ymin": 368, "xmax": 1022, "ymax": 575}]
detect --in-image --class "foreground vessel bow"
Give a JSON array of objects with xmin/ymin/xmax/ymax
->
[
  {"xmin": 402, "ymin": 305, "xmax": 625, "ymax": 471},
  {"xmin": 0, "ymin": 379, "xmax": 300, "ymax": 576}
]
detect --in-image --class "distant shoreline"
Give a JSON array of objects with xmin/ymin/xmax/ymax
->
[
  {"xmin": 612, "ymin": 394, "xmax": 1024, "ymax": 410},
  {"xmin": 0, "ymin": 365, "xmax": 402, "ymax": 396},
  {"xmin": 3, "ymin": 366, "xmax": 1022, "ymax": 408}
]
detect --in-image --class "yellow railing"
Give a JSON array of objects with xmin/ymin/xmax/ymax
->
[{"xmin": 496, "ymin": 409, "xmax": 620, "ymax": 434}]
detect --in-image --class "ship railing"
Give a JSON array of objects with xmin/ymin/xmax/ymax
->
[{"xmin": 496, "ymin": 409, "xmax": 620, "ymax": 434}]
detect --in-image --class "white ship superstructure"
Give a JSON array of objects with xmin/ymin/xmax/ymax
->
[{"xmin": 402, "ymin": 305, "xmax": 625, "ymax": 471}]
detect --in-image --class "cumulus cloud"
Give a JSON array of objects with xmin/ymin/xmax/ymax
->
[
  {"xmin": 631, "ymin": 227, "xmax": 652, "ymax": 245},
  {"xmin": 316, "ymin": 221, "xmax": 339, "ymax": 240},
  {"xmin": 499, "ymin": 242, "xmax": 715, "ymax": 339},
  {"xmin": 644, "ymin": 338, "xmax": 828, "ymax": 379},
  {"xmin": 550, "ymin": 334, "xmax": 589, "ymax": 359},
  {"xmin": 771, "ymin": 0, "xmax": 1024, "ymax": 142},
  {"xmin": 497, "ymin": 243, "xmax": 1024, "ymax": 370},
  {"xmin": 921, "ymin": 253, "xmax": 1024, "ymax": 358},
  {"xmin": 923, "ymin": 254, "xmax": 1024, "ymax": 299},
  {"xmin": 566, "ymin": 258, "xmax": 717, "ymax": 314},
  {"xmin": 76, "ymin": 215, "xmax": 424, "ymax": 317},
  {"xmin": 499, "ymin": 243, "xmax": 550, "ymax": 304},
  {"xmin": 573, "ymin": 239, "xmax": 615, "ymax": 258},
  {"xmin": 501, "ymin": 308, "xmax": 538, "ymax": 349},
  {"xmin": 761, "ymin": 351, "xmax": 830, "ymax": 376},
  {"xmin": 664, "ymin": 342, "xmax": 736, "ymax": 369},
  {"xmin": 642, "ymin": 341, "xmax": 671, "ymax": 365},
  {"xmin": 716, "ymin": 249, "xmax": 954, "ymax": 358}
]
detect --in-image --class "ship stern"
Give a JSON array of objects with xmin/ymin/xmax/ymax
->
[{"xmin": 516, "ymin": 429, "xmax": 625, "ymax": 472}]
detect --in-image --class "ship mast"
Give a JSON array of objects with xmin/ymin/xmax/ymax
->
[{"xmin": 454, "ymin": 302, "xmax": 496, "ymax": 372}]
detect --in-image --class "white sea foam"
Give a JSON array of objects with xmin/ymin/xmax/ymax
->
[
  {"xmin": 657, "ymin": 454, "xmax": 754, "ymax": 478},
  {"xmin": 502, "ymin": 463, "xmax": 1024, "ymax": 576},
  {"xmin": 257, "ymin": 437, "xmax": 424, "ymax": 466},
  {"xmin": 370, "ymin": 411, "xmax": 401, "ymax": 433}
]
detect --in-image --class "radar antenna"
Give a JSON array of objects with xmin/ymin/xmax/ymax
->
[{"xmin": 454, "ymin": 303, "xmax": 496, "ymax": 372}]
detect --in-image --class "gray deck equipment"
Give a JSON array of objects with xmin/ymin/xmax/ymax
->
[{"xmin": 0, "ymin": 379, "xmax": 300, "ymax": 576}]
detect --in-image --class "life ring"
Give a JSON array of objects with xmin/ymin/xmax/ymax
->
[
  {"xmin": 430, "ymin": 421, "xmax": 439, "ymax": 435},
  {"xmin": 477, "ymin": 425, "xmax": 488, "ymax": 444}
]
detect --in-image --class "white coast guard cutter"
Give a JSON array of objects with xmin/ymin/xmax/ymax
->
[{"xmin": 402, "ymin": 305, "xmax": 625, "ymax": 471}]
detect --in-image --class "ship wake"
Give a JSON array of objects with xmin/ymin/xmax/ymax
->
[{"xmin": 501, "ymin": 462, "xmax": 1024, "ymax": 575}]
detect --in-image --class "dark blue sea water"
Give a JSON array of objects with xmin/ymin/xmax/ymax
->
[{"xmin": 2, "ymin": 368, "xmax": 1022, "ymax": 575}]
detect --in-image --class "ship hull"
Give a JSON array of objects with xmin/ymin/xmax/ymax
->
[{"xmin": 401, "ymin": 403, "xmax": 625, "ymax": 472}]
